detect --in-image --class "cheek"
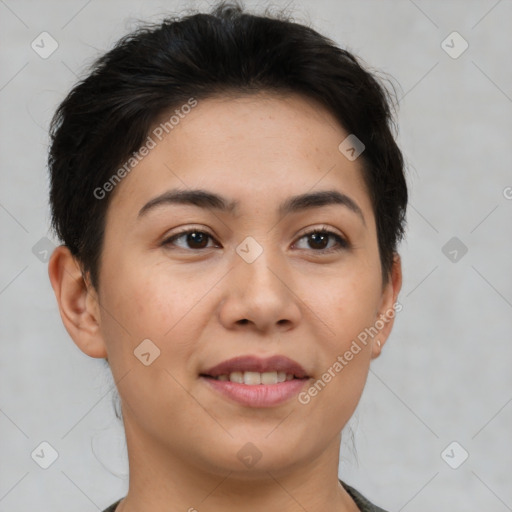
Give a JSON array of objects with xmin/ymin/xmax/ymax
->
[
  {"xmin": 306, "ymin": 266, "xmax": 381, "ymax": 343},
  {"xmin": 298, "ymin": 273, "xmax": 378, "ymax": 425},
  {"xmin": 99, "ymin": 259, "xmax": 213, "ymax": 363},
  {"xmin": 297, "ymin": 265, "xmax": 380, "ymax": 403}
]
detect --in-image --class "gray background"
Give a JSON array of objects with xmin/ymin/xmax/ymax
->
[{"xmin": 1, "ymin": 0, "xmax": 511, "ymax": 510}]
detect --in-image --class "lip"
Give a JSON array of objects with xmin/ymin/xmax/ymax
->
[
  {"xmin": 201, "ymin": 355, "xmax": 309, "ymax": 379},
  {"xmin": 200, "ymin": 376, "xmax": 310, "ymax": 407},
  {"xmin": 199, "ymin": 355, "xmax": 310, "ymax": 408}
]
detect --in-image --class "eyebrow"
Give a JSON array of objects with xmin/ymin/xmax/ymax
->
[{"xmin": 137, "ymin": 188, "xmax": 366, "ymax": 225}]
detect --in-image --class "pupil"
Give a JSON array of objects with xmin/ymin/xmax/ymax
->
[
  {"xmin": 188, "ymin": 232, "xmax": 208, "ymax": 248},
  {"xmin": 310, "ymin": 232, "xmax": 327, "ymax": 249}
]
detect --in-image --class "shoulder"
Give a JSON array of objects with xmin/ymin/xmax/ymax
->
[
  {"xmin": 103, "ymin": 483, "xmax": 387, "ymax": 512},
  {"xmin": 102, "ymin": 498, "xmax": 123, "ymax": 512},
  {"xmin": 339, "ymin": 479, "xmax": 389, "ymax": 512}
]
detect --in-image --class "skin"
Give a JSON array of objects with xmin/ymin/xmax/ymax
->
[{"xmin": 49, "ymin": 92, "xmax": 402, "ymax": 512}]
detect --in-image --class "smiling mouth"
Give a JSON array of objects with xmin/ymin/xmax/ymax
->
[
  {"xmin": 199, "ymin": 372, "xmax": 310, "ymax": 408},
  {"xmin": 200, "ymin": 371, "xmax": 308, "ymax": 385}
]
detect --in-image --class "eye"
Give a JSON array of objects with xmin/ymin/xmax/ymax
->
[
  {"xmin": 161, "ymin": 226, "xmax": 349, "ymax": 253},
  {"xmin": 293, "ymin": 227, "xmax": 349, "ymax": 253},
  {"xmin": 162, "ymin": 229, "xmax": 219, "ymax": 250}
]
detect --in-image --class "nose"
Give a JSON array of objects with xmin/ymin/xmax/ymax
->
[{"xmin": 217, "ymin": 246, "xmax": 302, "ymax": 333}]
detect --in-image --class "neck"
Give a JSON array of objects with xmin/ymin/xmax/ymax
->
[{"xmin": 115, "ymin": 410, "xmax": 359, "ymax": 512}]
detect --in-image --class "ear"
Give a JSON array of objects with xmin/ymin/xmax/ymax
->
[
  {"xmin": 371, "ymin": 253, "xmax": 403, "ymax": 359},
  {"xmin": 48, "ymin": 245, "xmax": 107, "ymax": 358}
]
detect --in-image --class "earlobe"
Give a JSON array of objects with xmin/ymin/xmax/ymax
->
[
  {"xmin": 371, "ymin": 253, "xmax": 403, "ymax": 359},
  {"xmin": 370, "ymin": 339, "xmax": 382, "ymax": 360},
  {"xmin": 48, "ymin": 245, "xmax": 107, "ymax": 358}
]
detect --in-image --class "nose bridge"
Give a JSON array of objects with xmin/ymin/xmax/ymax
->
[
  {"xmin": 235, "ymin": 235, "xmax": 286, "ymax": 298},
  {"xmin": 218, "ymin": 234, "xmax": 301, "ymax": 330}
]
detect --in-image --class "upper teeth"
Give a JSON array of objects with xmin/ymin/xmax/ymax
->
[{"xmin": 215, "ymin": 371, "xmax": 295, "ymax": 385}]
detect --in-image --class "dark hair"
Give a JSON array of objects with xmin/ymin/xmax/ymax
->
[{"xmin": 48, "ymin": 0, "xmax": 407, "ymax": 291}]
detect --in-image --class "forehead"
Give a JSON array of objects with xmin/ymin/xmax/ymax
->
[
  {"xmin": 164, "ymin": 91, "xmax": 344, "ymax": 156},
  {"xmin": 107, "ymin": 92, "xmax": 372, "ymax": 219}
]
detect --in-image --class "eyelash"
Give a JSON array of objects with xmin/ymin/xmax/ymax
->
[{"xmin": 161, "ymin": 226, "xmax": 349, "ymax": 253}]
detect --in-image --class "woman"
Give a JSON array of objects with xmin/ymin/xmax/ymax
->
[{"xmin": 47, "ymin": 2, "xmax": 407, "ymax": 510}]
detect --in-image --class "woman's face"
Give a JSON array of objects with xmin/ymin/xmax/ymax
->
[{"xmin": 59, "ymin": 92, "xmax": 401, "ymax": 477}]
